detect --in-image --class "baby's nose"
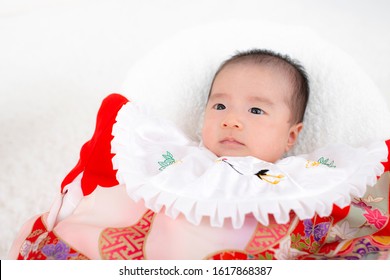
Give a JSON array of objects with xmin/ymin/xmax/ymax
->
[{"xmin": 221, "ymin": 116, "xmax": 243, "ymax": 129}]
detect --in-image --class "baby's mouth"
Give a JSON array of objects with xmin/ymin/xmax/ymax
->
[{"xmin": 220, "ymin": 137, "xmax": 244, "ymax": 147}]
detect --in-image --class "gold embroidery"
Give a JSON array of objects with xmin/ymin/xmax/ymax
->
[
  {"xmin": 255, "ymin": 170, "xmax": 284, "ymax": 184},
  {"xmin": 305, "ymin": 160, "xmax": 320, "ymax": 168},
  {"xmin": 99, "ymin": 210, "xmax": 156, "ymax": 260},
  {"xmin": 245, "ymin": 222, "xmax": 290, "ymax": 254}
]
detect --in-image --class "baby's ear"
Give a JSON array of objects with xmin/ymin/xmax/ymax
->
[{"xmin": 285, "ymin": 123, "xmax": 303, "ymax": 152}]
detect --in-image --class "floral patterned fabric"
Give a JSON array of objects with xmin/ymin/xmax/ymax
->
[
  {"xmin": 207, "ymin": 172, "xmax": 390, "ymax": 260},
  {"xmin": 17, "ymin": 173, "xmax": 390, "ymax": 260},
  {"xmin": 15, "ymin": 94, "xmax": 390, "ymax": 260},
  {"xmin": 17, "ymin": 216, "xmax": 89, "ymax": 260}
]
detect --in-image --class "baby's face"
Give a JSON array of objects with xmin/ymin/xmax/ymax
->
[{"xmin": 202, "ymin": 62, "xmax": 302, "ymax": 162}]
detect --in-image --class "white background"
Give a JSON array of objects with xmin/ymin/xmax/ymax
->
[{"xmin": 0, "ymin": 0, "xmax": 389, "ymax": 259}]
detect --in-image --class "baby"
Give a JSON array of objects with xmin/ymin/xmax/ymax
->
[
  {"xmin": 8, "ymin": 49, "xmax": 389, "ymax": 260},
  {"xmin": 202, "ymin": 49, "xmax": 309, "ymax": 162}
]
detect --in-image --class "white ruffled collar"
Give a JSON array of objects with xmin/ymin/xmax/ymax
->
[{"xmin": 112, "ymin": 102, "xmax": 387, "ymax": 229}]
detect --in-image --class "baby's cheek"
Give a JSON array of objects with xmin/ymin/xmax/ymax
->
[
  {"xmin": 203, "ymin": 136, "xmax": 214, "ymax": 152},
  {"xmin": 201, "ymin": 121, "xmax": 214, "ymax": 142}
]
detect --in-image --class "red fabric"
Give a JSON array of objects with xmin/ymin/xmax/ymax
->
[
  {"xmin": 382, "ymin": 139, "xmax": 390, "ymax": 172},
  {"xmin": 329, "ymin": 204, "xmax": 350, "ymax": 225},
  {"xmin": 61, "ymin": 93, "xmax": 129, "ymax": 196},
  {"xmin": 17, "ymin": 216, "xmax": 89, "ymax": 260}
]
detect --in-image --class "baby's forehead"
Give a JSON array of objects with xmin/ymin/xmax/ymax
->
[
  {"xmin": 213, "ymin": 61, "xmax": 296, "ymax": 96},
  {"xmin": 218, "ymin": 60, "xmax": 295, "ymax": 83}
]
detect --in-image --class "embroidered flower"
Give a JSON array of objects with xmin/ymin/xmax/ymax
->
[
  {"xmin": 303, "ymin": 219, "xmax": 330, "ymax": 242},
  {"xmin": 20, "ymin": 232, "xmax": 48, "ymax": 259},
  {"xmin": 305, "ymin": 160, "xmax": 320, "ymax": 168},
  {"xmin": 329, "ymin": 221, "xmax": 359, "ymax": 240},
  {"xmin": 363, "ymin": 208, "xmax": 388, "ymax": 229},
  {"xmin": 317, "ymin": 157, "xmax": 336, "ymax": 168},
  {"xmin": 363, "ymin": 195, "xmax": 384, "ymax": 204},
  {"xmin": 41, "ymin": 240, "xmax": 78, "ymax": 260},
  {"xmin": 158, "ymin": 151, "xmax": 176, "ymax": 171},
  {"xmin": 273, "ymin": 237, "xmax": 308, "ymax": 260},
  {"xmin": 20, "ymin": 240, "xmax": 32, "ymax": 259}
]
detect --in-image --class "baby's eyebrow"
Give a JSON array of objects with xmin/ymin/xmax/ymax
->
[
  {"xmin": 208, "ymin": 93, "xmax": 229, "ymax": 101},
  {"xmin": 249, "ymin": 96, "xmax": 274, "ymax": 107}
]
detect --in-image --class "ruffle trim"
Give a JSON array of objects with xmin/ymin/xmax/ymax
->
[{"xmin": 112, "ymin": 102, "xmax": 388, "ymax": 229}]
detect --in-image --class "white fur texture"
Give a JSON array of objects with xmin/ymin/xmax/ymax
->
[{"xmin": 121, "ymin": 21, "xmax": 390, "ymax": 155}]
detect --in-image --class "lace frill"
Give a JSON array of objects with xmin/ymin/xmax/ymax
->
[{"xmin": 112, "ymin": 102, "xmax": 387, "ymax": 229}]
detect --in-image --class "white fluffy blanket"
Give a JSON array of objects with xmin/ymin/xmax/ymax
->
[{"xmin": 121, "ymin": 21, "xmax": 390, "ymax": 154}]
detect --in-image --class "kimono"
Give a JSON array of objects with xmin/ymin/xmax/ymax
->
[{"xmin": 12, "ymin": 93, "xmax": 390, "ymax": 260}]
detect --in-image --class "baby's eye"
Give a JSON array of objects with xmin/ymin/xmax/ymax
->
[
  {"xmin": 212, "ymin": 103, "xmax": 226, "ymax": 110},
  {"xmin": 249, "ymin": 107, "xmax": 264, "ymax": 115}
]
